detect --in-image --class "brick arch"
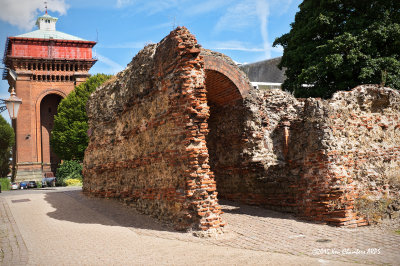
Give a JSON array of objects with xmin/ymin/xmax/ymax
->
[
  {"xmin": 35, "ymin": 89, "xmax": 66, "ymax": 105},
  {"xmin": 203, "ymin": 54, "xmax": 250, "ymax": 204},
  {"xmin": 35, "ymin": 90, "xmax": 66, "ymax": 169},
  {"xmin": 205, "ymin": 70, "xmax": 242, "ymax": 106},
  {"xmin": 203, "ymin": 55, "xmax": 251, "ymax": 104}
]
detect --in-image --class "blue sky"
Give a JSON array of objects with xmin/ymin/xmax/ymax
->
[{"xmin": 0, "ymin": 0, "xmax": 302, "ymax": 121}]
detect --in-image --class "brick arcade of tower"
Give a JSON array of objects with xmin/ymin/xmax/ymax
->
[{"xmin": 3, "ymin": 12, "xmax": 96, "ymax": 181}]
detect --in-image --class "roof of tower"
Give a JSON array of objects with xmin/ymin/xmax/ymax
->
[{"xmin": 15, "ymin": 13, "xmax": 87, "ymax": 41}]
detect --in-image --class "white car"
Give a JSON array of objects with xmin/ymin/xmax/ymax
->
[{"xmin": 11, "ymin": 182, "xmax": 19, "ymax": 190}]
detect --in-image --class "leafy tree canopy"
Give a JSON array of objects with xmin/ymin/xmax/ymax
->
[
  {"xmin": 0, "ymin": 116, "xmax": 14, "ymax": 177},
  {"xmin": 273, "ymin": 0, "xmax": 400, "ymax": 98},
  {"xmin": 51, "ymin": 74, "xmax": 112, "ymax": 161}
]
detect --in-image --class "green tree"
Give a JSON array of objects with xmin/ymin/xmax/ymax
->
[
  {"xmin": 273, "ymin": 0, "xmax": 400, "ymax": 98},
  {"xmin": 0, "ymin": 116, "xmax": 14, "ymax": 177},
  {"xmin": 51, "ymin": 74, "xmax": 112, "ymax": 161}
]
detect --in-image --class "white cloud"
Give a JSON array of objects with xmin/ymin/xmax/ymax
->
[
  {"xmin": 214, "ymin": 0, "xmax": 292, "ymax": 59},
  {"xmin": 214, "ymin": 0, "xmax": 257, "ymax": 33},
  {"xmin": 0, "ymin": 0, "xmax": 68, "ymax": 30},
  {"xmin": 116, "ymin": 0, "xmax": 134, "ymax": 8},
  {"xmin": 96, "ymin": 53, "xmax": 124, "ymax": 74},
  {"xmin": 256, "ymin": 0, "xmax": 270, "ymax": 59},
  {"xmin": 208, "ymin": 40, "xmax": 264, "ymax": 52},
  {"xmin": 208, "ymin": 40, "xmax": 283, "ymax": 54}
]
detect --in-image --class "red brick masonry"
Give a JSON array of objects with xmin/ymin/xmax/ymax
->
[{"xmin": 83, "ymin": 27, "xmax": 400, "ymax": 234}]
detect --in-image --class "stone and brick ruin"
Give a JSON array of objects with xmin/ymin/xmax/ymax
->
[{"xmin": 83, "ymin": 27, "xmax": 400, "ymax": 235}]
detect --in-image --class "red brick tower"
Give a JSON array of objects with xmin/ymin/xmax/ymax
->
[{"xmin": 3, "ymin": 12, "xmax": 96, "ymax": 181}]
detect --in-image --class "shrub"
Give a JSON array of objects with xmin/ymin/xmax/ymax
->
[
  {"xmin": 56, "ymin": 160, "xmax": 82, "ymax": 186},
  {"xmin": 0, "ymin": 177, "xmax": 10, "ymax": 191},
  {"xmin": 65, "ymin": 178, "xmax": 82, "ymax": 186}
]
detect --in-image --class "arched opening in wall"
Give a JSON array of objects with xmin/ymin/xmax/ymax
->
[
  {"xmin": 40, "ymin": 94, "xmax": 63, "ymax": 174},
  {"xmin": 205, "ymin": 69, "xmax": 245, "ymax": 201}
]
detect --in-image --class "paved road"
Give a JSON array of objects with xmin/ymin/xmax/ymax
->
[{"xmin": 0, "ymin": 187, "xmax": 399, "ymax": 265}]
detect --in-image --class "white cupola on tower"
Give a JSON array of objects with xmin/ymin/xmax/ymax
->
[{"xmin": 36, "ymin": 13, "xmax": 58, "ymax": 31}]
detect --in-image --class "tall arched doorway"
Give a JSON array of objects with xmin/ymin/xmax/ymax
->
[
  {"xmin": 203, "ymin": 53, "xmax": 251, "ymax": 202},
  {"xmin": 40, "ymin": 94, "xmax": 63, "ymax": 174}
]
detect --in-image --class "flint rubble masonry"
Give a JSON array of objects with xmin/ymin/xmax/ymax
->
[
  {"xmin": 83, "ymin": 26, "xmax": 400, "ymax": 233},
  {"xmin": 83, "ymin": 27, "xmax": 225, "ymax": 234}
]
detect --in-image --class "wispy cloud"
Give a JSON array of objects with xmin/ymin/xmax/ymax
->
[
  {"xmin": 256, "ymin": 0, "xmax": 270, "ymax": 59},
  {"xmin": 214, "ymin": 0, "xmax": 292, "ymax": 59},
  {"xmin": 0, "ymin": 0, "xmax": 69, "ymax": 30},
  {"xmin": 214, "ymin": 0, "xmax": 257, "ymax": 33},
  {"xmin": 97, "ymin": 53, "xmax": 124, "ymax": 74},
  {"xmin": 208, "ymin": 40, "xmax": 283, "ymax": 53},
  {"xmin": 208, "ymin": 40, "xmax": 264, "ymax": 52},
  {"xmin": 116, "ymin": 0, "xmax": 135, "ymax": 8}
]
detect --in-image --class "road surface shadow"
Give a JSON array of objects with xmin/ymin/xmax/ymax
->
[
  {"xmin": 44, "ymin": 189, "xmax": 181, "ymax": 234},
  {"xmin": 44, "ymin": 188, "xmax": 317, "ymax": 235}
]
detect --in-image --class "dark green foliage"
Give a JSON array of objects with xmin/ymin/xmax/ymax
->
[
  {"xmin": 0, "ymin": 116, "xmax": 14, "ymax": 177},
  {"xmin": 56, "ymin": 160, "xmax": 83, "ymax": 186},
  {"xmin": 51, "ymin": 74, "xmax": 112, "ymax": 161},
  {"xmin": 273, "ymin": 0, "xmax": 400, "ymax": 98}
]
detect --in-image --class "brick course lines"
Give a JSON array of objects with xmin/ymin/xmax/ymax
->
[
  {"xmin": 84, "ymin": 25, "xmax": 400, "ymax": 234},
  {"xmin": 84, "ymin": 27, "xmax": 226, "ymax": 234}
]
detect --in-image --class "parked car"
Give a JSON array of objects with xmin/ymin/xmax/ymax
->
[
  {"xmin": 11, "ymin": 182, "xmax": 19, "ymax": 190},
  {"xmin": 42, "ymin": 172, "xmax": 56, "ymax": 188},
  {"xmin": 27, "ymin": 181, "xmax": 37, "ymax": 188},
  {"xmin": 20, "ymin": 181, "xmax": 28, "ymax": 189}
]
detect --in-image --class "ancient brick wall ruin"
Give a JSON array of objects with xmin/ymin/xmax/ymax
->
[
  {"xmin": 83, "ymin": 27, "xmax": 400, "ymax": 233},
  {"xmin": 239, "ymin": 85, "xmax": 400, "ymax": 226},
  {"xmin": 83, "ymin": 27, "xmax": 225, "ymax": 233}
]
